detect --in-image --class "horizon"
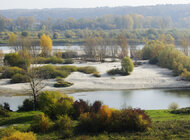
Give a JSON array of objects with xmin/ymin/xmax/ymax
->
[{"xmin": 0, "ymin": 0, "xmax": 190, "ymax": 10}]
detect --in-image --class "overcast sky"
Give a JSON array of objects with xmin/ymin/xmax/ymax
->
[{"xmin": 0, "ymin": 0, "xmax": 190, "ymax": 10}]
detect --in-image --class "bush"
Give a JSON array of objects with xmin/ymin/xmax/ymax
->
[
  {"xmin": 168, "ymin": 102, "xmax": 179, "ymax": 110},
  {"xmin": 107, "ymin": 68, "xmax": 121, "ymax": 75},
  {"xmin": 55, "ymin": 115, "xmax": 73, "ymax": 138},
  {"xmin": 1, "ymin": 131, "xmax": 36, "ymax": 140},
  {"xmin": 18, "ymin": 99, "xmax": 34, "ymax": 111},
  {"xmin": 0, "ymin": 105, "xmax": 9, "ymax": 117},
  {"xmin": 30, "ymin": 113, "xmax": 51, "ymax": 133},
  {"xmin": 93, "ymin": 72, "xmax": 101, "ymax": 77},
  {"xmin": 121, "ymin": 57, "xmax": 134, "ymax": 75},
  {"xmin": 78, "ymin": 107, "xmax": 151, "ymax": 133},
  {"xmin": 38, "ymin": 91, "xmax": 74, "ymax": 119},
  {"xmin": 54, "ymin": 78, "xmax": 73, "ymax": 88},
  {"xmin": 34, "ymin": 56, "xmax": 64, "ymax": 64},
  {"xmin": 62, "ymin": 51, "xmax": 78, "ymax": 58},
  {"xmin": 1, "ymin": 66, "xmax": 25, "ymax": 78},
  {"xmin": 73, "ymin": 99, "xmax": 90, "ymax": 119},
  {"xmin": 64, "ymin": 58, "xmax": 74, "ymax": 64},
  {"xmin": 171, "ymin": 107, "xmax": 190, "ymax": 114},
  {"xmin": 78, "ymin": 66, "xmax": 97, "ymax": 74},
  {"xmin": 10, "ymin": 73, "xmax": 29, "ymax": 83},
  {"xmin": 58, "ymin": 66, "xmax": 78, "ymax": 73},
  {"xmin": 4, "ymin": 53, "xmax": 30, "ymax": 69},
  {"xmin": 36, "ymin": 65, "xmax": 70, "ymax": 79}
]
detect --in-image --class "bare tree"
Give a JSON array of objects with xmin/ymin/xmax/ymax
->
[
  {"xmin": 117, "ymin": 34, "xmax": 128, "ymax": 58},
  {"xmin": 26, "ymin": 66, "xmax": 48, "ymax": 110}
]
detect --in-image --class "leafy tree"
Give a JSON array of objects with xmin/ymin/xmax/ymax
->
[
  {"xmin": 8, "ymin": 32, "xmax": 17, "ymax": 46},
  {"xmin": 21, "ymin": 31, "xmax": 29, "ymax": 37},
  {"xmin": 40, "ymin": 34, "xmax": 52, "ymax": 57},
  {"xmin": 121, "ymin": 57, "xmax": 134, "ymax": 75}
]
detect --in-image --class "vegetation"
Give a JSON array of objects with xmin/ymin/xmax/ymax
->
[
  {"xmin": 54, "ymin": 77, "xmax": 73, "ymax": 88},
  {"xmin": 40, "ymin": 34, "xmax": 52, "ymax": 57},
  {"xmin": 107, "ymin": 57, "xmax": 134, "ymax": 75},
  {"xmin": 1, "ymin": 131, "xmax": 36, "ymax": 140},
  {"xmin": 171, "ymin": 107, "xmax": 190, "ymax": 114}
]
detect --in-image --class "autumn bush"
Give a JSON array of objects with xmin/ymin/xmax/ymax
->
[
  {"xmin": 55, "ymin": 115, "xmax": 73, "ymax": 138},
  {"xmin": 1, "ymin": 131, "xmax": 36, "ymax": 140},
  {"xmin": 30, "ymin": 113, "xmax": 51, "ymax": 133},
  {"xmin": 121, "ymin": 57, "xmax": 134, "ymax": 75},
  {"xmin": 38, "ymin": 91, "xmax": 74, "ymax": 119},
  {"xmin": 93, "ymin": 71, "xmax": 101, "ymax": 77},
  {"xmin": 73, "ymin": 99, "xmax": 90, "ymax": 119},
  {"xmin": 78, "ymin": 106, "xmax": 151, "ymax": 133}
]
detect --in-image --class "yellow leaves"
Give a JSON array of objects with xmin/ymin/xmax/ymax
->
[
  {"xmin": 8, "ymin": 32, "xmax": 17, "ymax": 46},
  {"xmin": 40, "ymin": 34, "xmax": 52, "ymax": 57},
  {"xmin": 98, "ymin": 105, "xmax": 112, "ymax": 118},
  {"xmin": 1, "ymin": 131, "xmax": 36, "ymax": 140}
]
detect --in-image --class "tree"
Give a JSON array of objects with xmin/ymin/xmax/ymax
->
[
  {"xmin": 117, "ymin": 34, "xmax": 128, "ymax": 58},
  {"xmin": 40, "ymin": 34, "xmax": 52, "ymax": 57},
  {"xmin": 53, "ymin": 32, "xmax": 59, "ymax": 39},
  {"xmin": 26, "ymin": 67, "xmax": 48, "ymax": 110},
  {"xmin": 180, "ymin": 37, "xmax": 189, "ymax": 56},
  {"xmin": 21, "ymin": 31, "xmax": 29, "ymax": 37},
  {"xmin": 8, "ymin": 32, "xmax": 17, "ymax": 46},
  {"xmin": 121, "ymin": 57, "xmax": 134, "ymax": 75}
]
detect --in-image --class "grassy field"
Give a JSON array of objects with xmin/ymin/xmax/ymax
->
[{"xmin": 0, "ymin": 110, "xmax": 190, "ymax": 139}]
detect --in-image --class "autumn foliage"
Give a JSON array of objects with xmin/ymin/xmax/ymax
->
[
  {"xmin": 40, "ymin": 34, "xmax": 52, "ymax": 57},
  {"xmin": 78, "ymin": 105, "xmax": 151, "ymax": 133}
]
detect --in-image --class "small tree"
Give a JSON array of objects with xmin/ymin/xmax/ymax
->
[
  {"xmin": 40, "ymin": 34, "xmax": 52, "ymax": 57},
  {"xmin": 121, "ymin": 57, "xmax": 134, "ymax": 75}
]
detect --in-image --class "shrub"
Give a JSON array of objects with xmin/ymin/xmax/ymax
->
[
  {"xmin": 0, "ymin": 105, "xmax": 9, "ymax": 117},
  {"xmin": 168, "ymin": 102, "xmax": 179, "ymax": 110},
  {"xmin": 171, "ymin": 107, "xmax": 190, "ymax": 114},
  {"xmin": 3, "ymin": 102, "xmax": 11, "ymax": 111},
  {"xmin": 54, "ymin": 78, "xmax": 73, "ymax": 88},
  {"xmin": 91, "ymin": 101, "xmax": 102, "ymax": 113},
  {"xmin": 107, "ymin": 68, "xmax": 121, "ymax": 75},
  {"xmin": 78, "ymin": 66, "xmax": 97, "ymax": 74},
  {"xmin": 38, "ymin": 91, "xmax": 74, "ymax": 119},
  {"xmin": 58, "ymin": 66, "xmax": 78, "ymax": 73},
  {"xmin": 73, "ymin": 99, "xmax": 90, "ymax": 119},
  {"xmin": 33, "ymin": 56, "xmax": 64, "ymax": 64},
  {"xmin": 18, "ymin": 99, "xmax": 34, "ymax": 111},
  {"xmin": 1, "ymin": 131, "xmax": 36, "ymax": 140},
  {"xmin": 78, "ymin": 107, "xmax": 151, "ymax": 133},
  {"xmin": 4, "ymin": 53, "xmax": 30, "ymax": 69},
  {"xmin": 55, "ymin": 115, "xmax": 73, "ymax": 138},
  {"xmin": 181, "ymin": 69, "xmax": 190, "ymax": 81},
  {"xmin": 64, "ymin": 58, "xmax": 74, "ymax": 64},
  {"xmin": 1, "ymin": 66, "xmax": 25, "ymax": 78},
  {"xmin": 30, "ymin": 113, "xmax": 51, "ymax": 133},
  {"xmin": 121, "ymin": 57, "xmax": 134, "ymax": 75},
  {"xmin": 93, "ymin": 72, "xmax": 101, "ymax": 77},
  {"xmin": 62, "ymin": 51, "xmax": 77, "ymax": 58},
  {"xmin": 10, "ymin": 73, "xmax": 29, "ymax": 83}
]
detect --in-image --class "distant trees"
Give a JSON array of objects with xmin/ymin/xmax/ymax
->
[
  {"xmin": 8, "ymin": 32, "xmax": 17, "ymax": 46},
  {"xmin": 40, "ymin": 34, "xmax": 52, "ymax": 57}
]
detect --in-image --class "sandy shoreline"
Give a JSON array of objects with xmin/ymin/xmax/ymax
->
[{"xmin": 0, "ymin": 62, "xmax": 190, "ymax": 96}]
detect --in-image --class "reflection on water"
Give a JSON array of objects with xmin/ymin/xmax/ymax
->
[
  {"xmin": 0, "ymin": 96, "xmax": 29, "ymax": 111},
  {"xmin": 70, "ymin": 89, "xmax": 190, "ymax": 110},
  {"xmin": 0, "ymin": 89, "xmax": 190, "ymax": 111}
]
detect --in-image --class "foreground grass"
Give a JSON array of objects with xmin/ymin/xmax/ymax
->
[{"xmin": 0, "ymin": 110, "xmax": 189, "ymax": 139}]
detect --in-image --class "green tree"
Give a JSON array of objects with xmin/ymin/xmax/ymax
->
[{"xmin": 121, "ymin": 57, "xmax": 134, "ymax": 75}]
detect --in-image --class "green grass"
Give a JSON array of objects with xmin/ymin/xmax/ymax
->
[
  {"xmin": 0, "ymin": 111, "xmax": 42, "ymax": 126},
  {"xmin": 146, "ymin": 110, "xmax": 190, "ymax": 121}
]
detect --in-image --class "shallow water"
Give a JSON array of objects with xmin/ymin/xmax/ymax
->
[
  {"xmin": 70, "ymin": 89, "xmax": 190, "ymax": 110},
  {"xmin": 0, "ymin": 89, "xmax": 190, "ymax": 111}
]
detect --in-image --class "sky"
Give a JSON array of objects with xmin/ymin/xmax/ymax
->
[{"xmin": 0, "ymin": 0, "xmax": 190, "ymax": 10}]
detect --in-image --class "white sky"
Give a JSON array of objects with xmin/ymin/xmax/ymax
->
[{"xmin": 0, "ymin": 0, "xmax": 189, "ymax": 10}]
